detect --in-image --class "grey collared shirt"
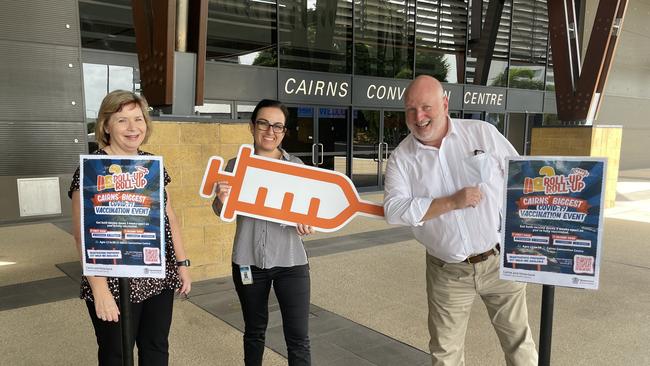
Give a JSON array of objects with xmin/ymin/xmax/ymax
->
[{"xmin": 213, "ymin": 148, "xmax": 308, "ymax": 268}]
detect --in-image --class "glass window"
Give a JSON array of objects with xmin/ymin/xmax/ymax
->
[
  {"xmin": 543, "ymin": 113, "xmax": 562, "ymax": 126},
  {"xmin": 509, "ymin": 0, "xmax": 548, "ymax": 90},
  {"xmin": 449, "ymin": 110, "xmax": 461, "ymax": 118},
  {"xmin": 465, "ymin": 0, "xmax": 511, "ymax": 86},
  {"xmin": 83, "ymin": 61, "xmax": 137, "ymax": 150},
  {"xmin": 108, "ymin": 65, "xmax": 134, "ymax": 91},
  {"xmin": 79, "ymin": 0, "xmax": 136, "ymax": 53},
  {"xmin": 279, "ymin": 0, "xmax": 353, "ymax": 73},
  {"xmin": 83, "ymin": 63, "xmax": 108, "ymax": 120},
  {"xmin": 206, "ymin": 0, "xmax": 278, "ymax": 66},
  {"xmin": 508, "ymin": 63, "xmax": 546, "ymax": 90},
  {"xmin": 506, "ymin": 113, "xmax": 527, "ymax": 154},
  {"xmin": 415, "ymin": 0, "xmax": 467, "ymax": 83},
  {"xmin": 355, "ymin": 0, "xmax": 415, "ymax": 78},
  {"xmin": 485, "ymin": 112, "xmax": 505, "ymax": 134},
  {"xmin": 352, "ymin": 109, "xmax": 381, "ymax": 188}
]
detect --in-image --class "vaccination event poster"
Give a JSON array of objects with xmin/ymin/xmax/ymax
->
[
  {"xmin": 79, "ymin": 155, "xmax": 165, "ymax": 278},
  {"xmin": 500, "ymin": 157, "xmax": 607, "ymax": 289}
]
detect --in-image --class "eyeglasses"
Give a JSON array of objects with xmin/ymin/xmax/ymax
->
[{"xmin": 255, "ymin": 120, "xmax": 287, "ymax": 133}]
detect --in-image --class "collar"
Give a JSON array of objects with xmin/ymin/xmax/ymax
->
[
  {"xmin": 446, "ymin": 116, "xmax": 457, "ymax": 137},
  {"xmin": 278, "ymin": 147, "xmax": 291, "ymax": 161},
  {"xmin": 98, "ymin": 148, "xmax": 145, "ymax": 156},
  {"xmin": 252, "ymin": 145, "xmax": 290, "ymax": 160}
]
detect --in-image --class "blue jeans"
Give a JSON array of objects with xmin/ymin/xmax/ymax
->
[{"xmin": 232, "ymin": 263, "xmax": 311, "ymax": 366}]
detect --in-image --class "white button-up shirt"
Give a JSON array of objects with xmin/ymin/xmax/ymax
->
[{"xmin": 383, "ymin": 118, "xmax": 518, "ymax": 263}]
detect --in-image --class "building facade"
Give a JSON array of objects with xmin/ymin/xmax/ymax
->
[{"xmin": 1, "ymin": 0, "xmax": 648, "ymax": 225}]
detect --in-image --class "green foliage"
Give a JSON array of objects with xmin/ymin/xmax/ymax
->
[
  {"xmin": 491, "ymin": 67, "xmax": 545, "ymax": 90},
  {"xmin": 395, "ymin": 67, "xmax": 413, "ymax": 79},
  {"xmin": 252, "ymin": 49, "xmax": 277, "ymax": 67},
  {"xmin": 415, "ymin": 50, "xmax": 450, "ymax": 82}
]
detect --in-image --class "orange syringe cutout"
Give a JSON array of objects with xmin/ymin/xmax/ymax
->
[{"xmin": 200, "ymin": 145, "xmax": 384, "ymax": 232}]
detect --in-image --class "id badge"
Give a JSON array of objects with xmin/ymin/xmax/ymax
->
[{"xmin": 240, "ymin": 265, "xmax": 253, "ymax": 285}]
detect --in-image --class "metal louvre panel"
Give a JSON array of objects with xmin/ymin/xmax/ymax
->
[
  {"xmin": 511, "ymin": 0, "xmax": 549, "ymax": 64},
  {"xmin": 206, "ymin": 0, "xmax": 276, "ymax": 53},
  {"xmin": 78, "ymin": 0, "xmax": 135, "ymax": 52},
  {"xmin": 486, "ymin": 0, "xmax": 511, "ymax": 59},
  {"xmin": 464, "ymin": 0, "xmax": 512, "ymax": 84},
  {"xmin": 355, "ymin": 0, "xmax": 414, "ymax": 44},
  {"xmin": 0, "ymin": 122, "xmax": 86, "ymax": 176},
  {"xmin": 0, "ymin": 40, "xmax": 83, "ymax": 122},
  {"xmin": 278, "ymin": 0, "xmax": 354, "ymax": 73},
  {"xmin": 416, "ymin": 0, "xmax": 468, "ymax": 52},
  {"xmin": 79, "ymin": 0, "xmax": 133, "ymax": 26},
  {"xmin": 0, "ymin": 0, "xmax": 79, "ymax": 46},
  {"xmin": 468, "ymin": 0, "xmax": 512, "ymax": 58}
]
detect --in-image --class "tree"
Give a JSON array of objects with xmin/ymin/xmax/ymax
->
[
  {"xmin": 252, "ymin": 48, "xmax": 277, "ymax": 67},
  {"xmin": 415, "ymin": 50, "xmax": 450, "ymax": 82},
  {"xmin": 491, "ymin": 67, "xmax": 545, "ymax": 90}
]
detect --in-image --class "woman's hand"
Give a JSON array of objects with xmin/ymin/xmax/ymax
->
[
  {"xmin": 177, "ymin": 266, "xmax": 192, "ymax": 297},
  {"xmin": 296, "ymin": 223, "xmax": 315, "ymax": 237},
  {"xmin": 93, "ymin": 288, "xmax": 120, "ymax": 322},
  {"xmin": 217, "ymin": 181, "xmax": 231, "ymax": 203}
]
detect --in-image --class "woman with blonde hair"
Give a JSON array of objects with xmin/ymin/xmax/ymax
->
[{"xmin": 68, "ymin": 90, "xmax": 191, "ymax": 365}]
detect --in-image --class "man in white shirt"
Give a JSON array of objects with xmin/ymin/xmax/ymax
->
[{"xmin": 383, "ymin": 75, "xmax": 538, "ymax": 366}]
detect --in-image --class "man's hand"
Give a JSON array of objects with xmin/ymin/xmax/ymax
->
[{"xmin": 451, "ymin": 186, "xmax": 483, "ymax": 209}]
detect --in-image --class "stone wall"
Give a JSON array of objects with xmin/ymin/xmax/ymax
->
[
  {"xmin": 530, "ymin": 126, "xmax": 622, "ymax": 208},
  {"xmin": 143, "ymin": 120, "xmax": 252, "ymax": 280}
]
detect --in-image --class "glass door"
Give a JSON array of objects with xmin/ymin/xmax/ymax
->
[
  {"xmin": 283, "ymin": 106, "xmax": 316, "ymax": 165},
  {"xmin": 506, "ymin": 113, "xmax": 527, "ymax": 155},
  {"xmin": 283, "ymin": 105, "xmax": 349, "ymax": 176},
  {"xmin": 380, "ymin": 110, "xmax": 408, "ymax": 186},
  {"xmin": 352, "ymin": 110, "xmax": 381, "ymax": 188},
  {"xmin": 352, "ymin": 109, "xmax": 409, "ymax": 190},
  {"xmin": 317, "ymin": 107, "xmax": 349, "ymax": 176},
  {"xmin": 505, "ymin": 113, "xmax": 543, "ymax": 156},
  {"xmin": 524, "ymin": 113, "xmax": 543, "ymax": 155}
]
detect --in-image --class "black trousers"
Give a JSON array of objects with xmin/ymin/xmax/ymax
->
[
  {"xmin": 86, "ymin": 289, "xmax": 174, "ymax": 366},
  {"xmin": 232, "ymin": 263, "xmax": 311, "ymax": 366}
]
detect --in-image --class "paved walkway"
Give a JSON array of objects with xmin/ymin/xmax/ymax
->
[{"xmin": 2, "ymin": 170, "xmax": 650, "ymax": 365}]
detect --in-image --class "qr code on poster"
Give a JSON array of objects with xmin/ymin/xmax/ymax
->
[
  {"xmin": 573, "ymin": 255, "xmax": 594, "ymax": 274},
  {"xmin": 143, "ymin": 247, "xmax": 161, "ymax": 264}
]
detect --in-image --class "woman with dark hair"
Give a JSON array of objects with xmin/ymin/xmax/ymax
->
[
  {"xmin": 69, "ymin": 90, "xmax": 191, "ymax": 365},
  {"xmin": 213, "ymin": 99, "xmax": 314, "ymax": 366}
]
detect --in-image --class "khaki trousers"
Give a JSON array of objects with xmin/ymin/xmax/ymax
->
[{"xmin": 426, "ymin": 252, "xmax": 538, "ymax": 366}]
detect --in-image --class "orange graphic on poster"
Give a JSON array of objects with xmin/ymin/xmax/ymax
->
[{"xmin": 200, "ymin": 145, "xmax": 384, "ymax": 232}]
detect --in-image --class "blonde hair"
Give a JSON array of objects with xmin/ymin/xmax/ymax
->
[{"xmin": 95, "ymin": 90, "xmax": 153, "ymax": 148}]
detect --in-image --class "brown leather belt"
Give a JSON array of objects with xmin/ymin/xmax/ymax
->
[{"xmin": 465, "ymin": 244, "xmax": 500, "ymax": 264}]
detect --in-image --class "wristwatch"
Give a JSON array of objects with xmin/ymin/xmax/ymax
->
[{"xmin": 176, "ymin": 259, "xmax": 191, "ymax": 267}]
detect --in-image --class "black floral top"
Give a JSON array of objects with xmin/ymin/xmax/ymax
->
[{"xmin": 68, "ymin": 149, "xmax": 182, "ymax": 303}]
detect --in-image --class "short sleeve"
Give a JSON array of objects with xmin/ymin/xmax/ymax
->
[
  {"xmin": 68, "ymin": 167, "xmax": 81, "ymax": 198},
  {"xmin": 163, "ymin": 168, "xmax": 171, "ymax": 186}
]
